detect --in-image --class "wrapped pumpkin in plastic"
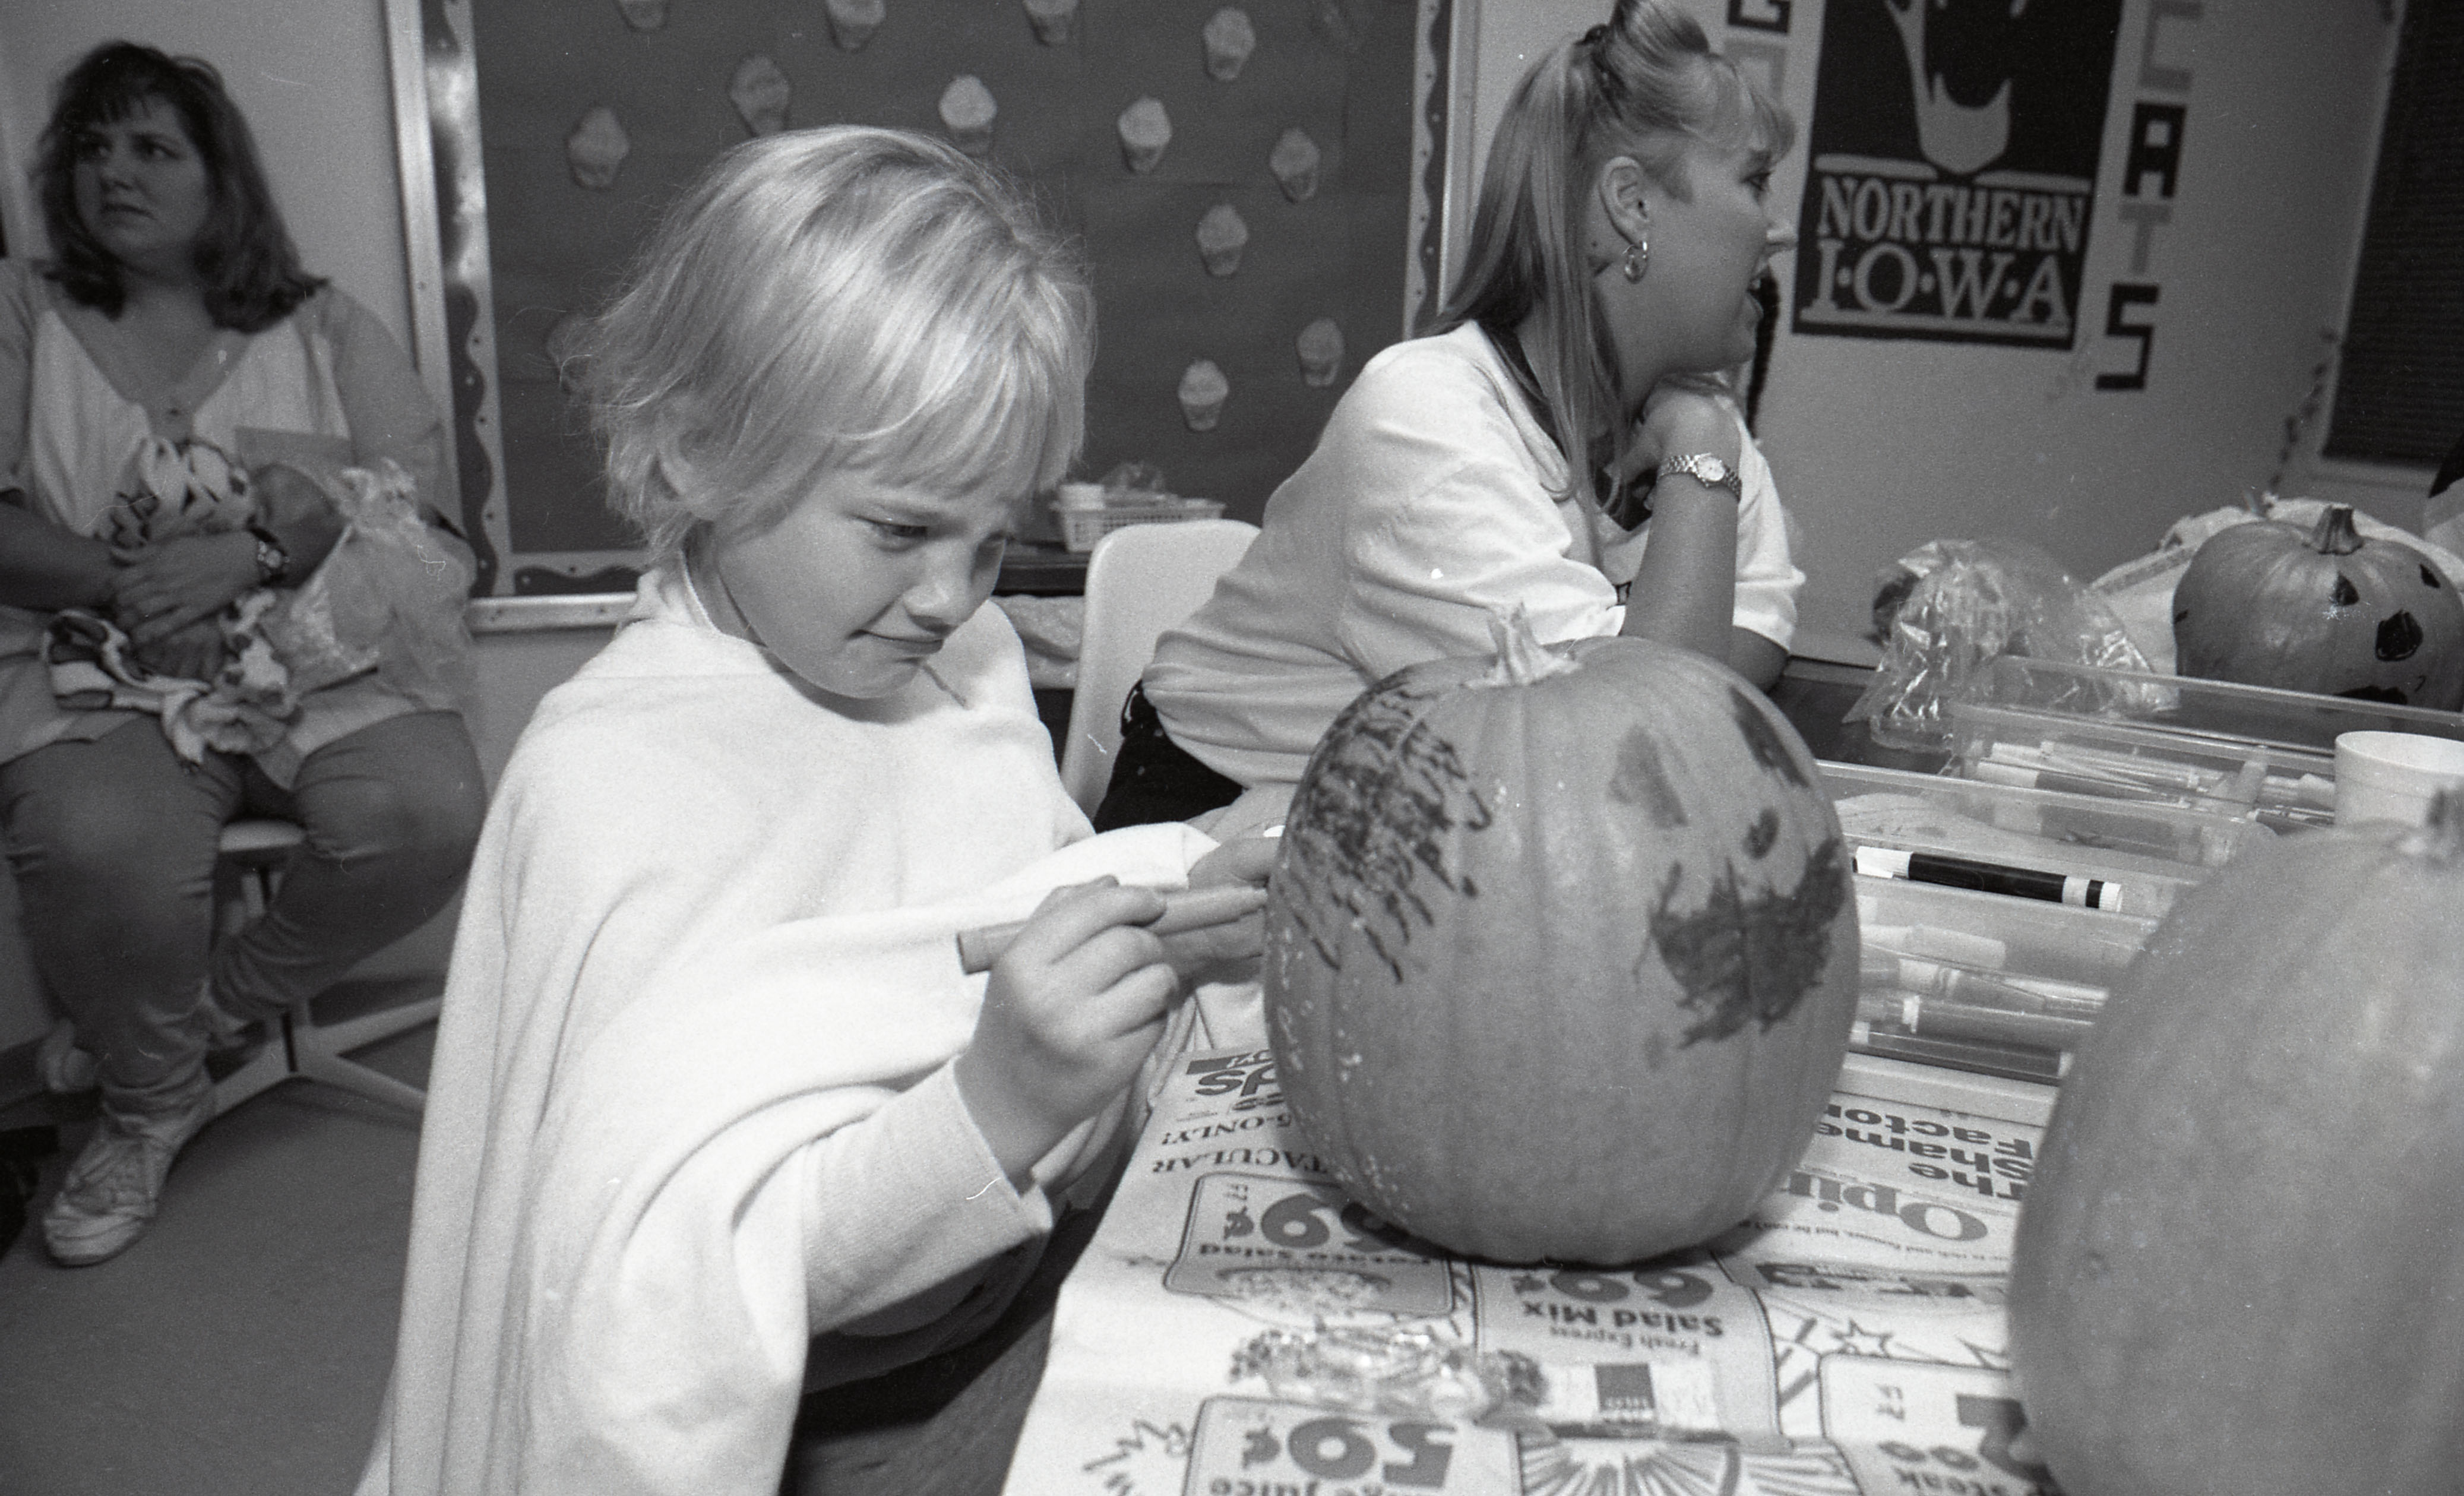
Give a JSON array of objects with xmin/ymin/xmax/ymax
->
[{"xmin": 1849, "ymin": 538, "xmax": 2151, "ymax": 751}]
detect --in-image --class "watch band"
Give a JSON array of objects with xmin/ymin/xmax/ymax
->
[{"xmin": 1656, "ymin": 453, "xmax": 1742, "ymax": 500}]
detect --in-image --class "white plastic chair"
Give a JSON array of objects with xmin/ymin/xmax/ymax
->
[
  {"xmin": 205, "ymin": 818, "xmax": 440, "ymax": 1117},
  {"xmin": 1058, "ymin": 518, "xmax": 1259, "ymax": 817}
]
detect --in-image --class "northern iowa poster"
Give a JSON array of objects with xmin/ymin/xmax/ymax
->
[{"xmin": 1790, "ymin": 0, "xmax": 2126, "ymax": 349}]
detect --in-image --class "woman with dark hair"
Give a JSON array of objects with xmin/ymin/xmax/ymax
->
[
  {"xmin": 34, "ymin": 43, "xmax": 318, "ymax": 331},
  {"xmin": 0, "ymin": 41, "xmax": 487, "ymax": 1266},
  {"xmin": 1100, "ymin": 0, "xmax": 1804, "ymax": 833}
]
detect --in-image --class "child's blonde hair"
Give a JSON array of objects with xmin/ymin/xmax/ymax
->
[{"xmin": 580, "ymin": 126, "xmax": 1094, "ymax": 565}]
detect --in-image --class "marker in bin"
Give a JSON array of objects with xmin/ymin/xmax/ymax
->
[{"xmin": 1853, "ymin": 845, "xmax": 2127, "ymax": 913}]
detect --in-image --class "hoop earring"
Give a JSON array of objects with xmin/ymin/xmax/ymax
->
[{"xmin": 1622, "ymin": 241, "xmax": 1649, "ymax": 282}]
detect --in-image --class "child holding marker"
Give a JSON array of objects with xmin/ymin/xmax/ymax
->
[{"xmin": 357, "ymin": 127, "xmax": 1270, "ymax": 1496}]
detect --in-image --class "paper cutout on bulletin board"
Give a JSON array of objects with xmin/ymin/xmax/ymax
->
[{"xmin": 467, "ymin": 0, "xmax": 1420, "ymax": 589}]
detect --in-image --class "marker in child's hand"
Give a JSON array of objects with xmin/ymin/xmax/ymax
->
[
  {"xmin": 956, "ymin": 884, "xmax": 1270, "ymax": 973},
  {"xmin": 1853, "ymin": 845, "xmax": 2126, "ymax": 913}
]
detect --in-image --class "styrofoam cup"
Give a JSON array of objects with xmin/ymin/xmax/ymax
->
[{"xmin": 2334, "ymin": 731, "xmax": 2464, "ymax": 827}]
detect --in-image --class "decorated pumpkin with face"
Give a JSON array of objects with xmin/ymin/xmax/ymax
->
[{"xmin": 2172, "ymin": 504, "xmax": 2464, "ymax": 710}]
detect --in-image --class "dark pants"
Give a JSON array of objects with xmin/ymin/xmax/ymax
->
[
  {"xmin": 780, "ymin": 1165, "xmax": 1121, "ymax": 1496},
  {"xmin": 1090, "ymin": 684, "xmax": 1244, "ymax": 831},
  {"xmin": 0, "ymin": 711, "xmax": 486, "ymax": 1114}
]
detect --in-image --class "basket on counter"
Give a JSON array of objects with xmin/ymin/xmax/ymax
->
[{"xmin": 1055, "ymin": 494, "xmax": 1225, "ymax": 552}]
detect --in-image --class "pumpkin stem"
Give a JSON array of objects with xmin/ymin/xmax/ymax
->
[
  {"xmin": 2308, "ymin": 503, "xmax": 2365, "ymax": 557},
  {"xmin": 1483, "ymin": 604, "xmax": 1578, "ymax": 686}
]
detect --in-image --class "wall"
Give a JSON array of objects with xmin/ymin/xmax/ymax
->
[{"xmin": 3, "ymin": 0, "xmax": 2412, "ymax": 645}]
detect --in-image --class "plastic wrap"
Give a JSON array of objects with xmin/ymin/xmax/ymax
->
[
  {"xmin": 1849, "ymin": 539, "xmax": 2150, "ymax": 751},
  {"xmin": 260, "ymin": 460, "xmax": 476, "ymax": 710},
  {"xmin": 51, "ymin": 450, "xmax": 473, "ymax": 762}
]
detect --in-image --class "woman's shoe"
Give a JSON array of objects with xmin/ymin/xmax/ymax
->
[{"xmin": 40, "ymin": 1071, "xmax": 219, "ymax": 1267}]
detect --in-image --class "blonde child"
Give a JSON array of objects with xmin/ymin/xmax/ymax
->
[{"xmin": 358, "ymin": 126, "xmax": 1269, "ymax": 1496}]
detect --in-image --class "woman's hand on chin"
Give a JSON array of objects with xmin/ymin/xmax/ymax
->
[{"xmin": 1633, "ymin": 382, "xmax": 1742, "ymax": 472}]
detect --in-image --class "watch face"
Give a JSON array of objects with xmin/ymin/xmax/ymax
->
[{"xmin": 1662, "ymin": 455, "xmax": 1739, "ymax": 494}]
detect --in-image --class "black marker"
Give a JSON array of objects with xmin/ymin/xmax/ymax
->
[{"xmin": 1853, "ymin": 846, "xmax": 2125, "ymax": 913}]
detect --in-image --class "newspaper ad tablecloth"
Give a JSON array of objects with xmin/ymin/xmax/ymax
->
[{"xmin": 1004, "ymin": 1046, "xmax": 2060, "ymax": 1496}]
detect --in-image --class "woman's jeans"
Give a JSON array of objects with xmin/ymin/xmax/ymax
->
[{"xmin": 0, "ymin": 710, "xmax": 486, "ymax": 1115}]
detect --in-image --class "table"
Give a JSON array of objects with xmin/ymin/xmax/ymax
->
[
  {"xmin": 997, "ymin": 1048, "xmax": 2055, "ymax": 1495},
  {"xmin": 783, "ymin": 653, "xmax": 2080, "ymax": 1495},
  {"xmin": 780, "ymin": 1049, "xmax": 2054, "ymax": 1496}
]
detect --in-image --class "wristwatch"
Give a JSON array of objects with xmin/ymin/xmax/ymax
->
[
  {"xmin": 1656, "ymin": 453, "xmax": 1743, "ymax": 500},
  {"xmin": 248, "ymin": 524, "xmax": 290, "ymax": 585}
]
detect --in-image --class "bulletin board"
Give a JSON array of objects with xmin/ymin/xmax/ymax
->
[{"xmin": 390, "ymin": 0, "xmax": 1461, "ymax": 596}]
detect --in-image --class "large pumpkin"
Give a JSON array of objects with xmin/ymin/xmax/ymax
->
[
  {"xmin": 2009, "ymin": 792, "xmax": 2464, "ymax": 1494},
  {"xmin": 1262, "ymin": 613, "xmax": 1859, "ymax": 1265},
  {"xmin": 2172, "ymin": 503, "xmax": 2464, "ymax": 709}
]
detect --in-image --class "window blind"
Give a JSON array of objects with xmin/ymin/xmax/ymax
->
[{"xmin": 2325, "ymin": 0, "xmax": 2464, "ymax": 467}]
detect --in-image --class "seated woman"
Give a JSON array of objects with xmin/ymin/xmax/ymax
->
[
  {"xmin": 1100, "ymin": 0, "xmax": 1803, "ymax": 833},
  {"xmin": 358, "ymin": 126, "xmax": 1271, "ymax": 1496},
  {"xmin": 0, "ymin": 42, "xmax": 486, "ymax": 1266}
]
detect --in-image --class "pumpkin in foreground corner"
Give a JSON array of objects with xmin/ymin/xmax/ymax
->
[
  {"xmin": 2010, "ymin": 790, "xmax": 2464, "ymax": 1496},
  {"xmin": 1261, "ymin": 612, "xmax": 1860, "ymax": 1266}
]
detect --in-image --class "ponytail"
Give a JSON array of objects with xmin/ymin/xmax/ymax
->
[{"xmin": 1438, "ymin": 36, "xmax": 1620, "ymax": 513}]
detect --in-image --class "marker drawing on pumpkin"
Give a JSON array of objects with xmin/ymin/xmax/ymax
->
[
  {"xmin": 1652, "ymin": 837, "xmax": 1850, "ymax": 1047},
  {"xmin": 1608, "ymin": 728, "xmax": 1690, "ymax": 828},
  {"xmin": 2378, "ymin": 611, "xmax": 2424, "ymax": 661},
  {"xmin": 1280, "ymin": 687, "xmax": 1489, "ymax": 981},
  {"xmin": 1729, "ymin": 687, "xmax": 1810, "ymax": 787}
]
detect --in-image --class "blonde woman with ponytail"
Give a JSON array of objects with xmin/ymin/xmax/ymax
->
[{"xmin": 1105, "ymin": 0, "xmax": 1804, "ymax": 833}]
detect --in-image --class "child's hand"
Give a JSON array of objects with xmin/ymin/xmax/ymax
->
[
  {"xmin": 1157, "ymin": 831, "xmax": 1279, "ymax": 974},
  {"xmin": 955, "ymin": 878, "xmax": 1178, "ymax": 1184}
]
